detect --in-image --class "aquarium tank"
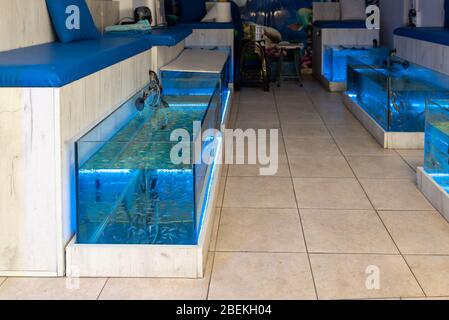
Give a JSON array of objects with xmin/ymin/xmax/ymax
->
[
  {"xmin": 323, "ymin": 45, "xmax": 388, "ymax": 82},
  {"xmin": 75, "ymin": 75, "xmax": 223, "ymax": 245},
  {"xmin": 424, "ymin": 98, "xmax": 449, "ymax": 192},
  {"xmin": 347, "ymin": 55, "xmax": 449, "ymax": 132},
  {"xmin": 161, "ymin": 54, "xmax": 231, "ymax": 122}
]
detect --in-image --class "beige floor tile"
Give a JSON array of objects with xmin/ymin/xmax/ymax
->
[
  {"xmin": 230, "ymin": 133, "xmax": 286, "ymax": 164},
  {"xmin": 238, "ymin": 102, "xmax": 277, "ymax": 113},
  {"xmin": 310, "ymin": 254, "xmax": 424, "ymax": 300},
  {"xmin": 277, "ymin": 102, "xmax": 316, "ymax": 113},
  {"xmin": 320, "ymin": 111, "xmax": 360, "ymax": 126},
  {"xmin": 327, "ymin": 123, "xmax": 371, "ymax": 138},
  {"xmin": 301, "ymin": 210, "xmax": 397, "ymax": 254},
  {"xmin": 279, "ymin": 112, "xmax": 324, "ymax": 124},
  {"xmin": 360, "ymin": 180, "xmax": 434, "ymax": 211},
  {"xmin": 293, "ymin": 178, "xmax": 372, "ymax": 210},
  {"xmin": 0, "ymin": 278, "xmax": 6, "ymax": 286},
  {"xmin": 209, "ymin": 252, "xmax": 316, "ymax": 300},
  {"xmin": 274, "ymin": 89, "xmax": 308, "ymax": 98},
  {"xmin": 239, "ymin": 91, "xmax": 274, "ymax": 103},
  {"xmin": 217, "ymin": 208, "xmax": 305, "ymax": 252},
  {"xmin": 209, "ymin": 208, "xmax": 222, "ymax": 252},
  {"xmin": 284, "ymin": 137, "xmax": 341, "ymax": 157},
  {"xmin": 402, "ymin": 157, "xmax": 424, "ymax": 171},
  {"xmin": 234, "ymin": 119, "xmax": 281, "ymax": 130},
  {"xmin": 405, "ymin": 255, "xmax": 449, "ymax": 297},
  {"xmin": 314, "ymin": 102, "xmax": 347, "ymax": 113},
  {"xmin": 379, "ymin": 211, "xmax": 449, "ymax": 255},
  {"xmin": 216, "ymin": 177, "xmax": 226, "ymax": 208},
  {"xmin": 396, "ymin": 150, "xmax": 424, "ymax": 171},
  {"xmin": 100, "ymin": 256, "xmax": 214, "ymax": 300},
  {"xmin": 282, "ymin": 123, "xmax": 331, "ymax": 138},
  {"xmin": 223, "ymin": 177, "xmax": 297, "ymax": 208},
  {"xmin": 402, "ymin": 296, "xmax": 449, "ymax": 300},
  {"xmin": 311, "ymin": 93, "xmax": 343, "ymax": 104},
  {"xmin": 228, "ymin": 154, "xmax": 290, "ymax": 177},
  {"xmin": 289, "ymin": 156, "xmax": 354, "ymax": 178},
  {"xmin": 396, "ymin": 149, "xmax": 424, "ymax": 158},
  {"xmin": 347, "ymin": 156, "xmax": 415, "ymax": 180},
  {"xmin": 335, "ymin": 136, "xmax": 396, "ymax": 156},
  {"xmin": 0, "ymin": 277, "xmax": 107, "ymax": 300},
  {"xmin": 237, "ymin": 112, "xmax": 279, "ymax": 123}
]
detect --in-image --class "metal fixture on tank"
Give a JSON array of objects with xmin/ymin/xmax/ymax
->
[{"xmin": 134, "ymin": 70, "xmax": 169, "ymax": 129}]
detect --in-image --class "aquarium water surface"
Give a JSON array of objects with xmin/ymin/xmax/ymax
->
[
  {"xmin": 323, "ymin": 45, "xmax": 388, "ymax": 82},
  {"xmin": 76, "ymin": 71, "xmax": 226, "ymax": 245},
  {"xmin": 347, "ymin": 55, "xmax": 449, "ymax": 132}
]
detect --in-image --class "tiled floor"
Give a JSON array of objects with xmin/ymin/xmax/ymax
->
[{"xmin": 2, "ymin": 77, "xmax": 449, "ymax": 300}]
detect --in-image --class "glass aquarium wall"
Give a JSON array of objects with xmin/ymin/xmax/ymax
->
[
  {"xmin": 162, "ymin": 65, "xmax": 230, "ymax": 121},
  {"xmin": 323, "ymin": 45, "xmax": 388, "ymax": 82},
  {"xmin": 75, "ymin": 78, "xmax": 222, "ymax": 245},
  {"xmin": 424, "ymin": 98, "xmax": 449, "ymax": 192},
  {"xmin": 347, "ymin": 55, "xmax": 449, "ymax": 132}
]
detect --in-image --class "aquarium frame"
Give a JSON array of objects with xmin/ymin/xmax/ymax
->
[
  {"xmin": 343, "ymin": 93, "xmax": 425, "ymax": 149},
  {"xmin": 65, "ymin": 86, "xmax": 233, "ymax": 278},
  {"xmin": 417, "ymin": 167, "xmax": 449, "ymax": 224}
]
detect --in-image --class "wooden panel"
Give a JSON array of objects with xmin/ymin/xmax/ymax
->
[
  {"xmin": 87, "ymin": 0, "xmax": 120, "ymax": 34},
  {"xmin": 0, "ymin": 47, "xmax": 152, "ymax": 276},
  {"xmin": 395, "ymin": 35, "xmax": 449, "ymax": 75},
  {"xmin": 153, "ymin": 41, "xmax": 186, "ymax": 71},
  {"xmin": 0, "ymin": 88, "xmax": 59, "ymax": 274},
  {"xmin": 185, "ymin": 29, "xmax": 234, "ymax": 48},
  {"xmin": 312, "ymin": 2, "xmax": 341, "ymax": 22},
  {"xmin": 0, "ymin": 0, "xmax": 120, "ymax": 52},
  {"xmin": 136, "ymin": 50, "xmax": 153, "ymax": 89}
]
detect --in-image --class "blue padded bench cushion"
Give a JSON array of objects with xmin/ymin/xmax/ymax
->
[
  {"xmin": 177, "ymin": 22, "xmax": 234, "ymax": 30},
  {"xmin": 139, "ymin": 27, "xmax": 192, "ymax": 46},
  {"xmin": 394, "ymin": 27, "xmax": 449, "ymax": 46},
  {"xmin": 313, "ymin": 20, "xmax": 367, "ymax": 29},
  {"xmin": 0, "ymin": 35, "xmax": 152, "ymax": 88}
]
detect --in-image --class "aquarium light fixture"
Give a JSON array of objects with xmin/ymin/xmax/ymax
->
[
  {"xmin": 196, "ymin": 138, "xmax": 223, "ymax": 242},
  {"xmin": 221, "ymin": 90, "xmax": 231, "ymax": 125},
  {"xmin": 156, "ymin": 169, "xmax": 192, "ymax": 174},
  {"xmin": 79, "ymin": 169, "xmax": 133, "ymax": 175}
]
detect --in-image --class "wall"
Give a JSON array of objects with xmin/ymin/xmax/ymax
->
[
  {"xmin": 415, "ymin": 0, "xmax": 445, "ymax": 27},
  {"xmin": 379, "ymin": 0, "xmax": 407, "ymax": 49},
  {"xmin": 0, "ymin": 0, "xmax": 119, "ymax": 52},
  {"xmin": 118, "ymin": 0, "xmax": 134, "ymax": 19}
]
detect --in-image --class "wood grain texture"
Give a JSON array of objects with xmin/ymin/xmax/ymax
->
[
  {"xmin": 0, "ymin": 47, "xmax": 154, "ymax": 276},
  {"xmin": 0, "ymin": 0, "xmax": 119, "ymax": 52},
  {"xmin": 312, "ymin": 2, "xmax": 341, "ymax": 22},
  {"xmin": 395, "ymin": 35, "xmax": 449, "ymax": 75},
  {"xmin": 153, "ymin": 41, "xmax": 186, "ymax": 72},
  {"xmin": 0, "ymin": 88, "xmax": 59, "ymax": 274}
]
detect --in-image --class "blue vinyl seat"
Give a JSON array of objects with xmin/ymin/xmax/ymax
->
[
  {"xmin": 394, "ymin": 27, "xmax": 449, "ymax": 47},
  {"xmin": 0, "ymin": 34, "xmax": 153, "ymax": 87}
]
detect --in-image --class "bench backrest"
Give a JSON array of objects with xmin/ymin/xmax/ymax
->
[{"xmin": 0, "ymin": 0, "xmax": 119, "ymax": 52}]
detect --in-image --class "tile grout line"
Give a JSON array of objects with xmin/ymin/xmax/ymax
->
[
  {"xmin": 206, "ymin": 87, "xmax": 242, "ymax": 300},
  {"xmin": 0, "ymin": 277, "xmax": 7, "ymax": 288},
  {"xmin": 304, "ymin": 89, "xmax": 428, "ymax": 298},
  {"xmin": 96, "ymin": 278, "xmax": 109, "ymax": 300},
  {"xmin": 274, "ymin": 84, "xmax": 320, "ymax": 300},
  {"xmin": 394, "ymin": 149, "xmax": 420, "ymax": 174}
]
